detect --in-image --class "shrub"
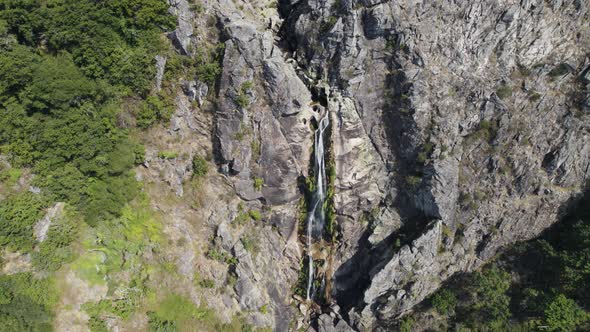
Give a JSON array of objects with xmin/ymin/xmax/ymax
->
[
  {"xmin": 320, "ymin": 16, "xmax": 338, "ymax": 33},
  {"xmin": 192, "ymin": 156, "xmax": 208, "ymax": 178},
  {"xmin": 32, "ymin": 206, "xmax": 80, "ymax": 271},
  {"xmin": 548, "ymin": 63, "xmax": 571, "ymax": 77},
  {"xmin": 158, "ymin": 151, "xmax": 178, "ymax": 160},
  {"xmin": 469, "ymin": 265, "xmax": 511, "ymax": 325},
  {"xmin": 241, "ymin": 236, "xmax": 258, "ymax": 255},
  {"xmin": 195, "ymin": 63, "xmax": 221, "ymax": 87},
  {"xmin": 137, "ymin": 95, "xmax": 174, "ymax": 129},
  {"xmin": 0, "ymin": 273, "xmax": 58, "ymax": 331},
  {"xmin": 235, "ymin": 92, "xmax": 250, "ymax": 108},
  {"xmin": 544, "ymin": 294, "xmax": 587, "ymax": 331},
  {"xmin": 0, "ymin": 192, "xmax": 46, "ymax": 252},
  {"xmin": 248, "ymin": 210, "xmax": 262, "ymax": 221},
  {"xmin": 147, "ymin": 311, "xmax": 177, "ymax": 332},
  {"xmin": 253, "ymin": 177, "xmax": 264, "ymax": 191},
  {"xmin": 431, "ymin": 289, "xmax": 457, "ymax": 315},
  {"xmin": 399, "ymin": 316, "xmax": 414, "ymax": 332}
]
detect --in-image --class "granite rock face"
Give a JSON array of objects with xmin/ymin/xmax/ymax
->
[
  {"xmin": 279, "ymin": 0, "xmax": 589, "ymax": 329},
  {"xmin": 167, "ymin": 0, "xmax": 589, "ymax": 330}
]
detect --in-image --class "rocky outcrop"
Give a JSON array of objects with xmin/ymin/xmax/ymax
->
[
  {"xmin": 280, "ymin": 0, "xmax": 590, "ymax": 329},
  {"xmin": 164, "ymin": 0, "xmax": 589, "ymax": 330},
  {"xmin": 213, "ymin": 7, "xmax": 316, "ymax": 225},
  {"xmin": 167, "ymin": 0, "xmax": 194, "ymax": 55}
]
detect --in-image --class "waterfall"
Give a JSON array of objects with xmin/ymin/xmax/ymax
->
[{"xmin": 306, "ymin": 114, "xmax": 330, "ymax": 301}]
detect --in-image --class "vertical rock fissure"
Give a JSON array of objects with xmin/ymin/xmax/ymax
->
[{"xmin": 306, "ymin": 113, "xmax": 330, "ymax": 301}]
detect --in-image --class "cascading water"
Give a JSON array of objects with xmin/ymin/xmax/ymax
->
[{"xmin": 306, "ymin": 114, "xmax": 330, "ymax": 301}]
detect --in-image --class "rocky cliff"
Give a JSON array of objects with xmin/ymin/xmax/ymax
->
[{"xmin": 163, "ymin": 0, "xmax": 589, "ymax": 330}]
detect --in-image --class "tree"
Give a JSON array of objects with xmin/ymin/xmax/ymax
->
[{"xmin": 544, "ymin": 294, "xmax": 587, "ymax": 331}]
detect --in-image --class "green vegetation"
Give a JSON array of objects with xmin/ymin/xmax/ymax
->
[
  {"xmin": 32, "ymin": 205, "xmax": 80, "ymax": 271},
  {"xmin": 192, "ymin": 155, "xmax": 208, "ymax": 178},
  {"xmin": 206, "ymin": 247, "xmax": 238, "ymax": 266},
  {"xmin": 0, "ymin": 167, "xmax": 22, "ymax": 186},
  {"xmin": 428, "ymin": 190, "xmax": 590, "ymax": 331},
  {"xmin": 0, "ymin": 192, "xmax": 46, "ymax": 252},
  {"xmin": 137, "ymin": 94, "xmax": 174, "ymax": 129},
  {"xmin": 0, "ymin": 0, "xmax": 173, "ymax": 228},
  {"xmin": 72, "ymin": 194, "xmax": 162, "ymax": 286},
  {"xmin": 146, "ymin": 293, "xmax": 213, "ymax": 331},
  {"xmin": 320, "ymin": 16, "xmax": 338, "ymax": 33},
  {"xmin": 253, "ymin": 177, "xmax": 264, "ymax": 191},
  {"xmin": 248, "ymin": 209, "xmax": 262, "ymax": 221},
  {"xmin": 158, "ymin": 151, "xmax": 179, "ymax": 160},
  {"xmin": 0, "ymin": 273, "xmax": 58, "ymax": 331},
  {"xmin": 234, "ymin": 82, "xmax": 253, "ymax": 109},
  {"xmin": 194, "ymin": 43, "xmax": 224, "ymax": 87},
  {"xmin": 241, "ymin": 235, "xmax": 259, "ymax": 255},
  {"xmin": 471, "ymin": 119, "xmax": 498, "ymax": 143},
  {"xmin": 399, "ymin": 316, "xmax": 415, "ymax": 332},
  {"xmin": 416, "ymin": 142, "xmax": 433, "ymax": 164},
  {"xmin": 199, "ymin": 279, "xmax": 215, "ymax": 289},
  {"xmin": 406, "ymin": 175, "xmax": 421, "ymax": 189}
]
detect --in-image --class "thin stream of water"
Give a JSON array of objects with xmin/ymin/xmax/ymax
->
[{"xmin": 306, "ymin": 114, "xmax": 330, "ymax": 301}]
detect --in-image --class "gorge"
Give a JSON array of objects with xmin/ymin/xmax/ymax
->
[{"xmin": 0, "ymin": 0, "xmax": 588, "ymax": 331}]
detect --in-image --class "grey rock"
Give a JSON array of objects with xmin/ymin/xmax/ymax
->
[
  {"xmin": 155, "ymin": 55, "xmax": 167, "ymax": 92},
  {"xmin": 34, "ymin": 202, "xmax": 65, "ymax": 243},
  {"xmin": 283, "ymin": 0, "xmax": 590, "ymax": 329},
  {"xmin": 168, "ymin": 0, "xmax": 194, "ymax": 55}
]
